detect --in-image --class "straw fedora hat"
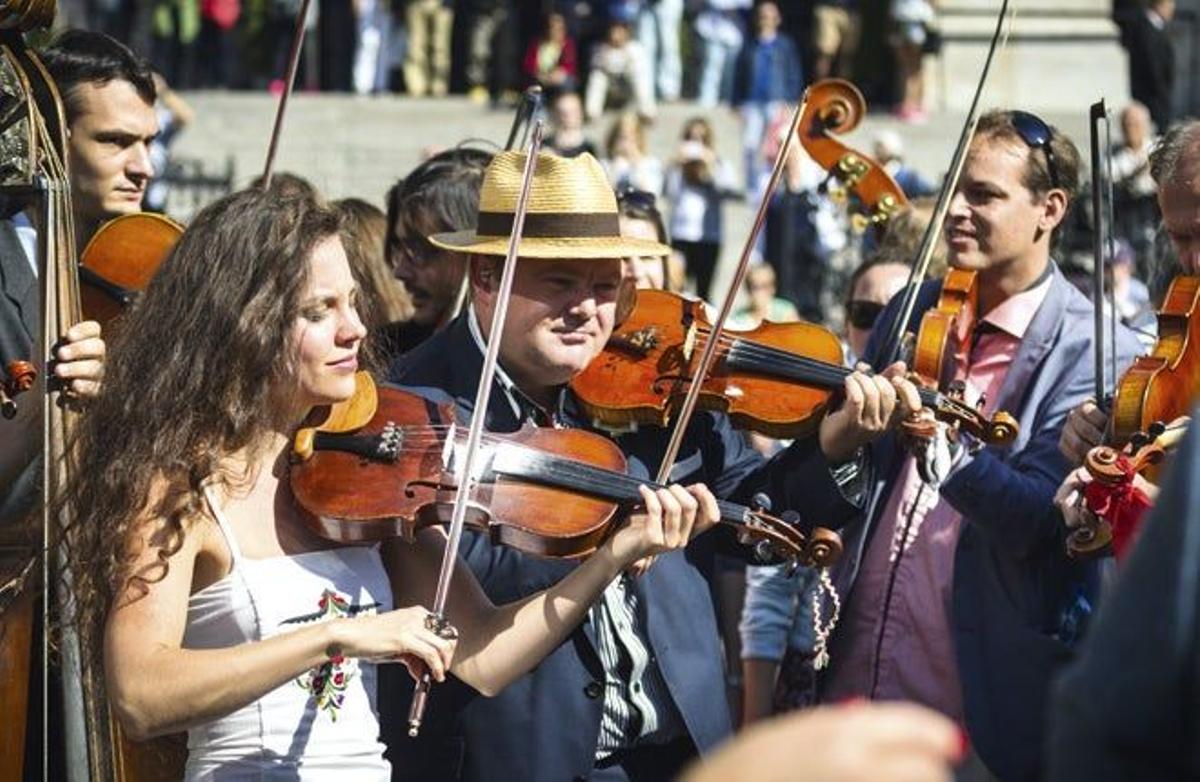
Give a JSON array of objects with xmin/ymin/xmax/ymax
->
[{"xmin": 428, "ymin": 151, "xmax": 673, "ymax": 259}]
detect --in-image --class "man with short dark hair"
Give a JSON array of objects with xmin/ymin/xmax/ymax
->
[
  {"xmin": 384, "ymin": 146, "xmax": 493, "ymax": 353},
  {"xmin": 40, "ymin": 29, "xmax": 159, "ymax": 252},
  {"xmin": 3, "ymin": 30, "xmax": 155, "ymax": 514}
]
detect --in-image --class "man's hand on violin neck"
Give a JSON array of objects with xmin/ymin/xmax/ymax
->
[
  {"xmin": 819, "ymin": 362, "xmax": 922, "ymax": 464},
  {"xmin": 1059, "ymin": 400, "xmax": 1108, "ymax": 466},
  {"xmin": 609, "ymin": 484, "xmax": 721, "ymax": 566},
  {"xmin": 54, "ymin": 319, "xmax": 106, "ymax": 400}
]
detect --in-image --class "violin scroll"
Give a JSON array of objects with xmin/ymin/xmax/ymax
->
[
  {"xmin": 798, "ymin": 79, "xmax": 907, "ymax": 228},
  {"xmin": 1, "ymin": 359, "xmax": 35, "ymax": 419}
]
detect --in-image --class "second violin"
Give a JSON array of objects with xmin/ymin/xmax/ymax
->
[{"xmin": 572, "ymin": 289, "xmax": 1018, "ymax": 446}]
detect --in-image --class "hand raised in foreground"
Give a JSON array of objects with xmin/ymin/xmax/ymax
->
[{"xmin": 682, "ymin": 701, "xmax": 964, "ymax": 782}]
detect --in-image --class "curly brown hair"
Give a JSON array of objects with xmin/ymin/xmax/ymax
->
[{"xmin": 57, "ymin": 186, "xmax": 342, "ymax": 663}]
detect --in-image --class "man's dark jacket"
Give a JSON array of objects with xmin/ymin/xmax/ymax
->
[{"xmin": 382, "ymin": 312, "xmax": 847, "ymax": 782}]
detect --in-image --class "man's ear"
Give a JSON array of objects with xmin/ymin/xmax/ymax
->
[
  {"xmin": 1040, "ymin": 188, "xmax": 1070, "ymax": 233},
  {"xmin": 468, "ymin": 255, "xmax": 498, "ymax": 297}
]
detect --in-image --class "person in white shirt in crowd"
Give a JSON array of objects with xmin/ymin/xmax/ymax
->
[
  {"xmin": 604, "ymin": 111, "xmax": 664, "ymax": 195},
  {"xmin": 664, "ymin": 117, "xmax": 739, "ymax": 299},
  {"xmin": 583, "ymin": 15, "xmax": 656, "ymax": 123}
]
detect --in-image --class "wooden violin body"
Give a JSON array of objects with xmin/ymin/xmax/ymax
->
[
  {"xmin": 290, "ymin": 377, "xmax": 842, "ymax": 567},
  {"xmin": 912, "ymin": 268, "xmax": 978, "ymax": 390},
  {"xmin": 573, "ymin": 289, "xmax": 845, "ymax": 439},
  {"xmin": 1112, "ymin": 275, "xmax": 1200, "ymax": 446},
  {"xmin": 80, "ymin": 212, "xmax": 183, "ymax": 325}
]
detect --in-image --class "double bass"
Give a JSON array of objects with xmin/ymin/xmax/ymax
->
[{"xmin": 0, "ymin": 2, "xmax": 131, "ymax": 777}]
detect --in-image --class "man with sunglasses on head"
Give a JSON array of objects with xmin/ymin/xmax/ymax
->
[{"xmin": 774, "ymin": 110, "xmax": 1141, "ymax": 780}]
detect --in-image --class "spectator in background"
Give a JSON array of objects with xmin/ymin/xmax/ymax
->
[
  {"xmin": 353, "ymin": 0, "xmax": 392, "ymax": 94},
  {"xmin": 268, "ymin": 0, "xmax": 317, "ymax": 94},
  {"xmin": 604, "ymin": 111, "xmax": 664, "ymax": 194},
  {"xmin": 197, "ymin": 0, "xmax": 238, "ymax": 87},
  {"xmin": 150, "ymin": 0, "xmax": 199, "ymax": 88},
  {"xmin": 402, "ymin": 0, "xmax": 453, "ymax": 97},
  {"xmin": 890, "ymin": 0, "xmax": 937, "ymax": 122},
  {"xmin": 583, "ymin": 16, "xmax": 656, "ymax": 122},
  {"xmin": 463, "ymin": 0, "xmax": 518, "ymax": 106},
  {"xmin": 664, "ymin": 117, "xmax": 738, "ymax": 299},
  {"xmin": 384, "ymin": 146, "xmax": 492, "ymax": 353},
  {"xmin": 545, "ymin": 90, "xmax": 599, "ymax": 158},
  {"xmin": 732, "ymin": 1, "xmax": 802, "ymax": 196},
  {"xmin": 843, "ymin": 254, "xmax": 911, "ymax": 364},
  {"xmin": 1125, "ymin": 0, "xmax": 1175, "ymax": 133},
  {"xmin": 1111, "ymin": 239, "xmax": 1156, "ymax": 338},
  {"xmin": 333, "ymin": 197, "xmax": 413, "ymax": 361},
  {"xmin": 522, "ymin": 10, "xmax": 578, "ymax": 94},
  {"xmin": 695, "ymin": 0, "xmax": 751, "ymax": 108},
  {"xmin": 874, "ymin": 129, "xmax": 937, "ymax": 197},
  {"xmin": 812, "ymin": 0, "xmax": 861, "ymax": 80},
  {"xmin": 617, "ymin": 187, "xmax": 671, "ymax": 290},
  {"xmin": 636, "ymin": 0, "xmax": 684, "ymax": 102},
  {"xmin": 730, "ymin": 264, "xmax": 799, "ymax": 329},
  {"xmin": 764, "ymin": 133, "xmax": 848, "ymax": 323},
  {"xmin": 1113, "ymin": 102, "xmax": 1162, "ymax": 267},
  {"xmin": 143, "ymin": 72, "xmax": 195, "ymax": 213}
]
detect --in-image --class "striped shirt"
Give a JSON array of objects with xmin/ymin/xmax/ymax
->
[
  {"xmin": 467, "ymin": 308, "xmax": 686, "ymax": 760},
  {"xmin": 591, "ymin": 574, "xmax": 686, "ymax": 758}
]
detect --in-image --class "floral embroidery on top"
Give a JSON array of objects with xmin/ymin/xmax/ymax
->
[{"xmin": 296, "ymin": 589, "xmax": 359, "ymax": 720}]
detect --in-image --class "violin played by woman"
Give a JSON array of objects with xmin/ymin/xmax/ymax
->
[{"xmin": 290, "ymin": 373, "xmax": 842, "ymax": 568}]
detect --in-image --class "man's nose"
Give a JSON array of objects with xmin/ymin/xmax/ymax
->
[{"xmin": 128, "ymin": 142, "xmax": 154, "ymax": 180}]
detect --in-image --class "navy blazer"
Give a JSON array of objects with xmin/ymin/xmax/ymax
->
[
  {"xmin": 383, "ymin": 313, "xmax": 846, "ymax": 782},
  {"xmin": 824, "ymin": 266, "xmax": 1142, "ymax": 781},
  {"xmin": 0, "ymin": 218, "xmax": 39, "ymax": 528}
]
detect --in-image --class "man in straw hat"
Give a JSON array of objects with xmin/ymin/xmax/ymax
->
[{"xmin": 384, "ymin": 150, "xmax": 910, "ymax": 781}]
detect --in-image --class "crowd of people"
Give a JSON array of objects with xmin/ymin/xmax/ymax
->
[
  {"xmin": 4, "ymin": 14, "xmax": 1200, "ymax": 782},
  {"xmin": 82, "ymin": 0, "xmax": 939, "ymax": 116}
]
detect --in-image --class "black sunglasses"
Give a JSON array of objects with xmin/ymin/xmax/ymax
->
[
  {"xmin": 846, "ymin": 300, "xmax": 885, "ymax": 330},
  {"xmin": 617, "ymin": 187, "xmax": 658, "ymax": 211},
  {"xmin": 1010, "ymin": 110, "xmax": 1061, "ymax": 190}
]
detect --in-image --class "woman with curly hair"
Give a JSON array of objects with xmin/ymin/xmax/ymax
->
[{"xmin": 59, "ymin": 185, "xmax": 714, "ymax": 778}]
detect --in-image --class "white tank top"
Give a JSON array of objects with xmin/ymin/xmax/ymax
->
[{"xmin": 181, "ymin": 487, "xmax": 393, "ymax": 780}]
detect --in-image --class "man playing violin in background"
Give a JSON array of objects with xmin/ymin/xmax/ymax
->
[
  {"xmin": 789, "ymin": 110, "xmax": 1141, "ymax": 781},
  {"xmin": 383, "ymin": 151, "xmax": 896, "ymax": 782},
  {"xmin": 1056, "ymin": 119, "xmax": 1200, "ymax": 532},
  {"xmin": 1, "ymin": 30, "xmax": 154, "ymax": 522}
]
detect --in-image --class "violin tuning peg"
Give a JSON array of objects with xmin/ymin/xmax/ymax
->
[{"xmin": 751, "ymin": 492, "xmax": 773, "ymax": 513}]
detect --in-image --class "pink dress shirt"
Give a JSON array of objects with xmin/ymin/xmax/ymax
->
[{"xmin": 822, "ymin": 274, "xmax": 1053, "ymax": 722}]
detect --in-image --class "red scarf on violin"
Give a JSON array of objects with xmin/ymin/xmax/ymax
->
[{"xmin": 1083, "ymin": 453, "xmax": 1154, "ymax": 560}]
